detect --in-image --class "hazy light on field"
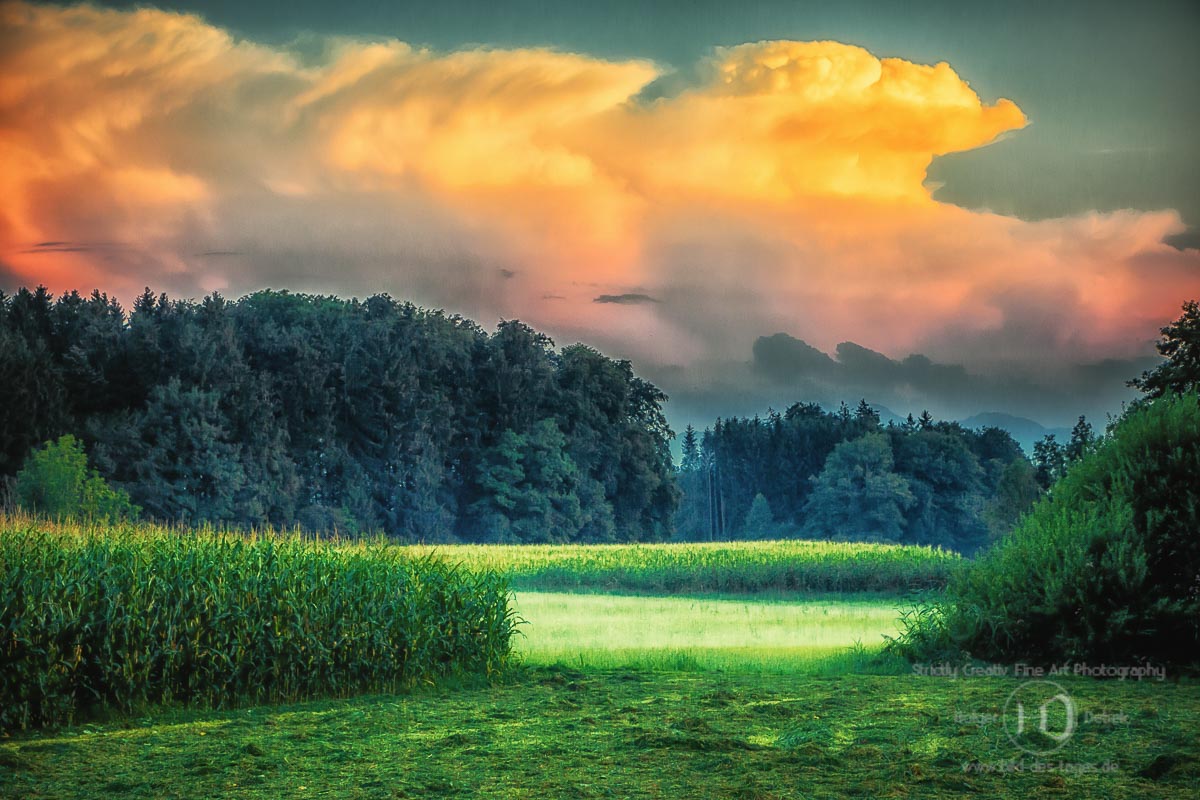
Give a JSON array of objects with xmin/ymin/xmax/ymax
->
[{"xmin": 510, "ymin": 591, "xmax": 902, "ymax": 672}]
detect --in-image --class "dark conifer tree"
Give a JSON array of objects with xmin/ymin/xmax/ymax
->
[
  {"xmin": 1065, "ymin": 415, "xmax": 1096, "ymax": 464},
  {"xmin": 680, "ymin": 425, "xmax": 700, "ymax": 472}
]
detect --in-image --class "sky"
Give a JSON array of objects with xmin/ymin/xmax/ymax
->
[{"xmin": 2, "ymin": 0, "xmax": 1198, "ymax": 433}]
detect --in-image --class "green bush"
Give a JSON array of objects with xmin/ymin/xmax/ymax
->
[
  {"xmin": 15, "ymin": 435, "xmax": 139, "ymax": 522},
  {"xmin": 0, "ymin": 519, "xmax": 518, "ymax": 730},
  {"xmin": 890, "ymin": 391, "xmax": 1200, "ymax": 667}
]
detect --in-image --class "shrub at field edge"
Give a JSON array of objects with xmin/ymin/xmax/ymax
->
[{"xmin": 889, "ymin": 392, "xmax": 1200, "ymax": 669}]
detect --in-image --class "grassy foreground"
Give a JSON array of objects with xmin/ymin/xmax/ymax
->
[
  {"xmin": 411, "ymin": 539, "xmax": 960, "ymax": 594},
  {"xmin": 2, "ymin": 667, "xmax": 1196, "ymax": 799}
]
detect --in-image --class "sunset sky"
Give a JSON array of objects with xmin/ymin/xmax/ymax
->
[{"xmin": 2, "ymin": 0, "xmax": 1198, "ymax": 431}]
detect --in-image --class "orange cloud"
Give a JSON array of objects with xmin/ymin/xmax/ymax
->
[
  {"xmin": 578, "ymin": 40, "xmax": 1026, "ymax": 204},
  {"xmin": 0, "ymin": 1, "xmax": 1196, "ymax": 377}
]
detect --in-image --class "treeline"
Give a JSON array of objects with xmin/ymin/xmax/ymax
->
[
  {"xmin": 0, "ymin": 287, "xmax": 677, "ymax": 542},
  {"xmin": 675, "ymin": 401, "xmax": 1062, "ymax": 553}
]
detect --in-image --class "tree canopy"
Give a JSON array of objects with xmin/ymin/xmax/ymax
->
[
  {"xmin": 674, "ymin": 401, "xmax": 1036, "ymax": 553},
  {"xmin": 1130, "ymin": 299, "xmax": 1200, "ymax": 399},
  {"xmin": 0, "ymin": 287, "xmax": 677, "ymax": 542}
]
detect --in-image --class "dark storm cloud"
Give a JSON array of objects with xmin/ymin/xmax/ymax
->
[
  {"xmin": 834, "ymin": 342, "xmax": 897, "ymax": 379},
  {"xmin": 594, "ymin": 293, "xmax": 660, "ymax": 305},
  {"xmin": 656, "ymin": 331, "xmax": 1163, "ymax": 435},
  {"xmin": 20, "ymin": 241, "xmax": 120, "ymax": 254},
  {"xmin": 752, "ymin": 333, "xmax": 835, "ymax": 381},
  {"xmin": 749, "ymin": 333, "xmax": 986, "ymax": 407},
  {"xmin": 1166, "ymin": 229, "xmax": 1200, "ymax": 252}
]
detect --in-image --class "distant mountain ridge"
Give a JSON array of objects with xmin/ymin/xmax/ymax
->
[
  {"xmin": 873, "ymin": 405, "xmax": 1072, "ymax": 453},
  {"xmin": 957, "ymin": 412, "xmax": 1072, "ymax": 453}
]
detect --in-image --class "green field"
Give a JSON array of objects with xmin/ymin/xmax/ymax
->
[
  {"xmin": 411, "ymin": 539, "xmax": 961, "ymax": 594},
  {"xmin": 510, "ymin": 592, "xmax": 903, "ymax": 672}
]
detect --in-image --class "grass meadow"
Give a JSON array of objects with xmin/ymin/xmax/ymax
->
[{"xmin": 509, "ymin": 592, "xmax": 905, "ymax": 673}]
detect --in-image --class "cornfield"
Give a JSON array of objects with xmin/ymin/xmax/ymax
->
[
  {"xmin": 409, "ymin": 539, "xmax": 961, "ymax": 594},
  {"xmin": 0, "ymin": 516, "xmax": 517, "ymax": 731}
]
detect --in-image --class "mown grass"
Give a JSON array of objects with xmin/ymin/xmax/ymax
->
[
  {"xmin": 0, "ymin": 516, "xmax": 516, "ymax": 731},
  {"xmin": 410, "ymin": 539, "xmax": 961, "ymax": 594},
  {"xmin": 510, "ymin": 591, "xmax": 906, "ymax": 673},
  {"xmin": 3, "ymin": 667, "xmax": 1196, "ymax": 799}
]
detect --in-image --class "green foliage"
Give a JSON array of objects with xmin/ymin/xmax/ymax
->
[
  {"xmin": 672, "ymin": 465, "xmax": 710, "ymax": 541},
  {"xmin": 1032, "ymin": 434, "xmax": 1067, "ymax": 489},
  {"xmin": 0, "ymin": 517, "xmax": 517, "ymax": 731},
  {"xmin": 114, "ymin": 380, "xmax": 245, "ymax": 524},
  {"xmin": 803, "ymin": 433, "xmax": 914, "ymax": 542},
  {"xmin": 1065, "ymin": 414, "xmax": 1097, "ymax": 463},
  {"xmin": 741, "ymin": 493, "xmax": 774, "ymax": 539},
  {"xmin": 890, "ymin": 428, "xmax": 988, "ymax": 551},
  {"xmin": 983, "ymin": 456, "xmax": 1040, "ymax": 540},
  {"xmin": 891, "ymin": 391, "xmax": 1200, "ymax": 667},
  {"xmin": 854, "ymin": 398, "xmax": 880, "ymax": 428},
  {"xmin": 469, "ymin": 420, "xmax": 584, "ymax": 543},
  {"xmin": 1130, "ymin": 299, "xmax": 1200, "ymax": 399},
  {"xmin": 14, "ymin": 435, "xmax": 138, "ymax": 522},
  {"xmin": 679, "ymin": 424, "xmax": 700, "ymax": 472},
  {"xmin": 0, "ymin": 321, "xmax": 67, "ymax": 475}
]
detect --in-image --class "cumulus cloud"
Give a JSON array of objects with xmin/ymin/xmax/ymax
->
[
  {"xmin": 1, "ymin": 1, "xmax": 1197, "ymax": 426},
  {"xmin": 579, "ymin": 39, "xmax": 1026, "ymax": 204}
]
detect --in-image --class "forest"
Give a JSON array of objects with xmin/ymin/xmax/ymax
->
[
  {"xmin": 672, "ymin": 400, "xmax": 1089, "ymax": 553},
  {"xmin": 2, "ymin": 285, "xmax": 1085, "ymax": 551},
  {"xmin": 0, "ymin": 287, "xmax": 676, "ymax": 542}
]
